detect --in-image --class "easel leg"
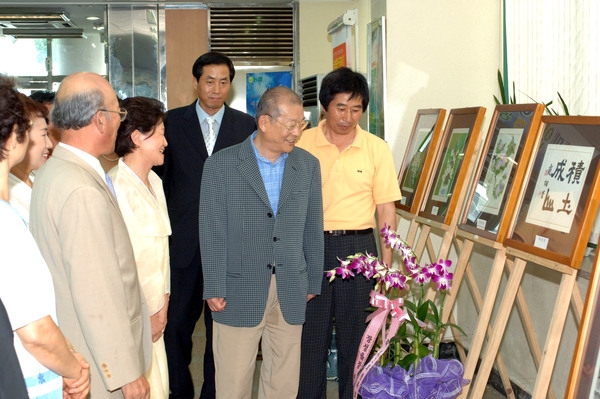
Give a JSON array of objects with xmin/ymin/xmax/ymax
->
[
  {"xmin": 506, "ymin": 258, "xmax": 557, "ymax": 399},
  {"xmin": 531, "ymin": 268, "xmax": 578, "ymax": 398},
  {"xmin": 463, "ymin": 257, "xmax": 527, "ymax": 399}
]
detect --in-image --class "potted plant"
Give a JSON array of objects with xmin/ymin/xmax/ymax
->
[{"xmin": 327, "ymin": 224, "xmax": 468, "ymax": 399}]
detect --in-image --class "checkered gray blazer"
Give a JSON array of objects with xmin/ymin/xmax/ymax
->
[{"xmin": 199, "ymin": 135, "xmax": 324, "ymax": 327}]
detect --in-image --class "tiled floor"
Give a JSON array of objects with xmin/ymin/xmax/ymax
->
[{"xmin": 189, "ymin": 310, "xmax": 506, "ymax": 399}]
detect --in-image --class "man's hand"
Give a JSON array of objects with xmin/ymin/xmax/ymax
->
[
  {"xmin": 62, "ymin": 351, "xmax": 90, "ymax": 399},
  {"xmin": 307, "ymin": 294, "xmax": 316, "ymax": 302},
  {"xmin": 206, "ymin": 298, "xmax": 226, "ymax": 312},
  {"xmin": 121, "ymin": 375, "xmax": 150, "ymax": 399}
]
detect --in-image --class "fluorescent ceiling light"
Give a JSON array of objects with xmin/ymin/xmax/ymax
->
[
  {"xmin": 0, "ymin": 13, "xmax": 68, "ymax": 22},
  {"xmin": 0, "ymin": 27, "xmax": 86, "ymax": 39}
]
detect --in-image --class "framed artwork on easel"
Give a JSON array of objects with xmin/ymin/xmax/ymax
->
[
  {"xmin": 458, "ymin": 103, "xmax": 544, "ymax": 242},
  {"xmin": 418, "ymin": 107, "xmax": 486, "ymax": 225},
  {"xmin": 567, "ymin": 245, "xmax": 600, "ymax": 398},
  {"xmin": 504, "ymin": 116, "xmax": 600, "ymax": 268},
  {"xmin": 395, "ymin": 108, "xmax": 446, "ymax": 214}
]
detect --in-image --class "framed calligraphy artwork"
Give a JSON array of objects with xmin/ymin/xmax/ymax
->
[
  {"xmin": 419, "ymin": 107, "xmax": 486, "ymax": 225},
  {"xmin": 396, "ymin": 108, "xmax": 447, "ymax": 214},
  {"xmin": 504, "ymin": 116, "xmax": 600, "ymax": 268},
  {"xmin": 459, "ymin": 104, "xmax": 544, "ymax": 241}
]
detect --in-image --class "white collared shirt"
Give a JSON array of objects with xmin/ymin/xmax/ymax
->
[
  {"xmin": 195, "ymin": 101, "xmax": 225, "ymax": 141},
  {"xmin": 58, "ymin": 142, "xmax": 107, "ymax": 181}
]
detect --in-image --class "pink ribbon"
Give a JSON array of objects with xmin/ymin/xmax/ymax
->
[{"xmin": 352, "ymin": 290, "xmax": 409, "ymax": 399}]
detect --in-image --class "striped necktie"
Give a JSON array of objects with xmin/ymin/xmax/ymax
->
[{"xmin": 205, "ymin": 117, "xmax": 216, "ymax": 156}]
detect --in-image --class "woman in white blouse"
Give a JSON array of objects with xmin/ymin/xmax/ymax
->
[
  {"xmin": 108, "ymin": 96, "xmax": 171, "ymax": 399},
  {"xmin": 0, "ymin": 76, "xmax": 89, "ymax": 399},
  {"xmin": 9, "ymin": 94, "xmax": 54, "ymax": 225}
]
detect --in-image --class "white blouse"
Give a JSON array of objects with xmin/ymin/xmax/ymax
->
[
  {"xmin": 8, "ymin": 173, "xmax": 33, "ymax": 226},
  {"xmin": 109, "ymin": 160, "xmax": 172, "ymax": 315}
]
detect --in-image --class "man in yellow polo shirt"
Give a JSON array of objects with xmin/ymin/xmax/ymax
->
[{"xmin": 296, "ymin": 67, "xmax": 402, "ymax": 399}]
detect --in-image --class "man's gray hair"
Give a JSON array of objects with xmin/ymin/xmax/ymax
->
[
  {"xmin": 255, "ymin": 86, "xmax": 302, "ymax": 125},
  {"xmin": 50, "ymin": 88, "xmax": 105, "ymax": 130}
]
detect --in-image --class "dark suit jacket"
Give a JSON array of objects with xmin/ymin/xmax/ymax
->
[
  {"xmin": 199, "ymin": 136, "xmax": 324, "ymax": 327},
  {"xmin": 158, "ymin": 101, "xmax": 256, "ymax": 270}
]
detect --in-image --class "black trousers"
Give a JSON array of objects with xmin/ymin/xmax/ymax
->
[
  {"xmin": 298, "ymin": 233, "xmax": 377, "ymax": 399},
  {"xmin": 0, "ymin": 299, "xmax": 28, "ymax": 399},
  {"xmin": 164, "ymin": 250, "xmax": 215, "ymax": 399}
]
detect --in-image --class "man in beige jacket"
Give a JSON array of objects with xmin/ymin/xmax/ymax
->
[{"xmin": 30, "ymin": 72, "xmax": 151, "ymax": 399}]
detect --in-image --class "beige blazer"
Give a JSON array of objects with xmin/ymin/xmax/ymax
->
[{"xmin": 30, "ymin": 146, "xmax": 150, "ymax": 398}]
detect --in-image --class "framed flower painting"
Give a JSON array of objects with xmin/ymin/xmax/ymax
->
[
  {"xmin": 419, "ymin": 107, "xmax": 486, "ymax": 225},
  {"xmin": 396, "ymin": 108, "xmax": 447, "ymax": 214},
  {"xmin": 458, "ymin": 103, "xmax": 544, "ymax": 242}
]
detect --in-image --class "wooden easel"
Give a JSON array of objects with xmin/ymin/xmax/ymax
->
[
  {"xmin": 407, "ymin": 221, "xmax": 520, "ymax": 398},
  {"xmin": 462, "ymin": 247, "xmax": 579, "ymax": 399},
  {"xmin": 445, "ymin": 230, "xmax": 516, "ymax": 399},
  {"xmin": 395, "ymin": 208, "xmax": 421, "ymax": 247},
  {"xmin": 403, "ymin": 216, "xmax": 471, "ymax": 364}
]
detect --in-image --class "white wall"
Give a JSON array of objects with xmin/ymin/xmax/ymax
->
[
  {"xmin": 384, "ymin": 1, "xmax": 501, "ymax": 167},
  {"xmin": 297, "ymin": 0, "xmax": 361, "ymax": 80}
]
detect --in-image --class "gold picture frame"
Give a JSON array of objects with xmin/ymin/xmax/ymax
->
[
  {"xmin": 395, "ymin": 108, "xmax": 446, "ymax": 214},
  {"xmin": 504, "ymin": 116, "xmax": 600, "ymax": 268},
  {"xmin": 458, "ymin": 103, "xmax": 544, "ymax": 242},
  {"xmin": 419, "ymin": 106, "xmax": 486, "ymax": 225}
]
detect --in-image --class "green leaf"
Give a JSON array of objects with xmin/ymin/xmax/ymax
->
[
  {"xmin": 497, "ymin": 69, "xmax": 508, "ymax": 104},
  {"xmin": 426, "ymin": 300, "xmax": 439, "ymax": 320},
  {"xmin": 398, "ymin": 354, "xmax": 418, "ymax": 370},
  {"xmin": 404, "ymin": 300, "xmax": 417, "ymax": 313},
  {"xmin": 445, "ymin": 323, "xmax": 467, "ymax": 336},
  {"xmin": 415, "ymin": 343, "xmax": 430, "ymax": 358},
  {"xmin": 389, "ymin": 335, "xmax": 402, "ymax": 344},
  {"xmin": 397, "ymin": 322, "xmax": 407, "ymax": 336},
  {"xmin": 557, "ymin": 92, "xmax": 570, "ymax": 115},
  {"xmin": 417, "ymin": 302, "xmax": 429, "ymax": 322}
]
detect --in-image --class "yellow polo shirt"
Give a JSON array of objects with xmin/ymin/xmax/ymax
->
[{"xmin": 296, "ymin": 120, "xmax": 402, "ymax": 231}]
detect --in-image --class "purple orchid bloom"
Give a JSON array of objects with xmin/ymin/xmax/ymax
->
[
  {"xmin": 412, "ymin": 267, "xmax": 431, "ymax": 285},
  {"xmin": 432, "ymin": 270, "xmax": 453, "ymax": 291}
]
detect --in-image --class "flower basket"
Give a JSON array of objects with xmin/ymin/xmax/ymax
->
[
  {"xmin": 358, "ymin": 355, "xmax": 468, "ymax": 399},
  {"xmin": 326, "ymin": 224, "xmax": 469, "ymax": 399}
]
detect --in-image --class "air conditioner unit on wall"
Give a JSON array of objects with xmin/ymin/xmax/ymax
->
[
  {"xmin": 0, "ymin": 9, "xmax": 83, "ymax": 39},
  {"xmin": 299, "ymin": 74, "xmax": 325, "ymax": 129}
]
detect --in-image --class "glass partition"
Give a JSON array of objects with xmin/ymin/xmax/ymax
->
[{"xmin": 0, "ymin": 3, "xmax": 166, "ymax": 104}]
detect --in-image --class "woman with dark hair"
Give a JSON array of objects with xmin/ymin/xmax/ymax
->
[
  {"xmin": 9, "ymin": 94, "xmax": 54, "ymax": 225},
  {"xmin": 0, "ymin": 75, "xmax": 90, "ymax": 398},
  {"xmin": 108, "ymin": 96, "xmax": 171, "ymax": 398}
]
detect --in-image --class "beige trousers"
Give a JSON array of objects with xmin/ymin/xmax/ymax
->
[{"xmin": 213, "ymin": 275, "xmax": 303, "ymax": 399}]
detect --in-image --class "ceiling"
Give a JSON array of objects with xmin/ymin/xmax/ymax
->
[
  {"xmin": 0, "ymin": 0, "xmax": 293, "ymax": 4},
  {"xmin": 0, "ymin": 1, "xmax": 294, "ymax": 39}
]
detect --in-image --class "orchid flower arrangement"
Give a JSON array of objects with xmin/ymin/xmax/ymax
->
[{"xmin": 326, "ymin": 224, "xmax": 464, "ymax": 372}]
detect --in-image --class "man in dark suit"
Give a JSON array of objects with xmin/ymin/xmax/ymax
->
[
  {"xmin": 158, "ymin": 51, "xmax": 256, "ymax": 399},
  {"xmin": 200, "ymin": 86, "xmax": 324, "ymax": 399}
]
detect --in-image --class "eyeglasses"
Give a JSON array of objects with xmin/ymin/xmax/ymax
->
[
  {"xmin": 266, "ymin": 114, "xmax": 308, "ymax": 132},
  {"xmin": 99, "ymin": 108, "xmax": 128, "ymax": 122}
]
